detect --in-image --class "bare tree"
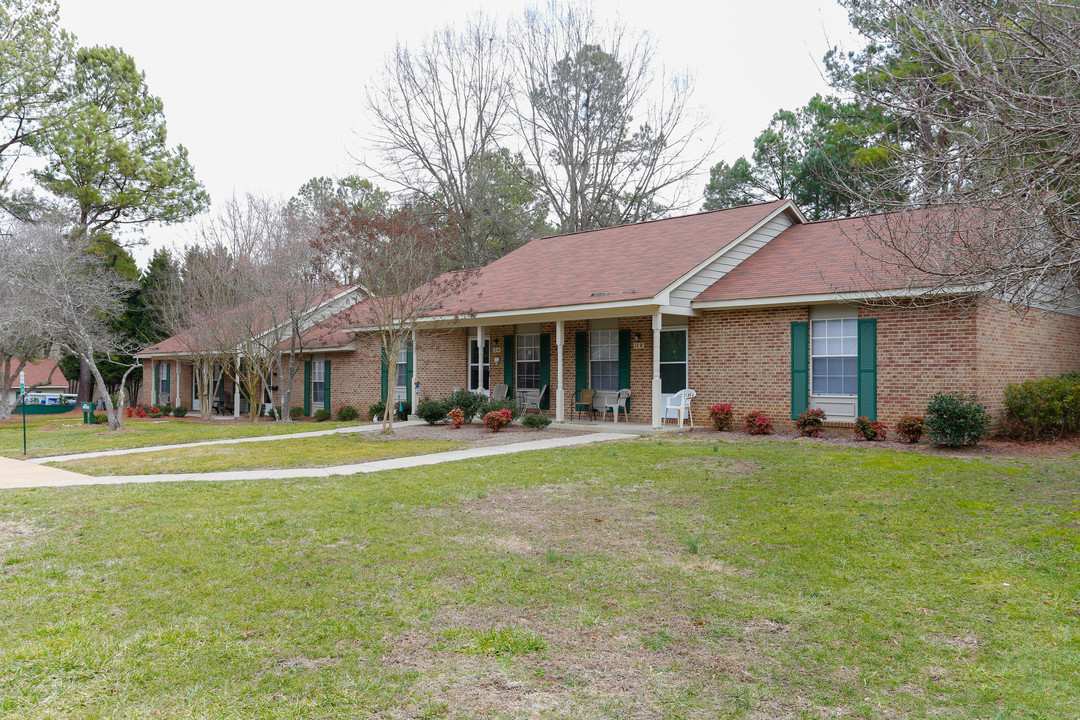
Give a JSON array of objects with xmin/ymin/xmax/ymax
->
[
  {"xmin": 511, "ymin": 1, "xmax": 711, "ymax": 233},
  {"xmin": 13, "ymin": 216, "xmax": 136, "ymax": 430},
  {"xmin": 0, "ymin": 223, "xmax": 54, "ymax": 420},
  {"xmin": 323, "ymin": 203, "xmax": 475, "ymax": 433},
  {"xmin": 363, "ymin": 13, "xmax": 537, "ymax": 267},
  {"xmin": 833, "ymin": 0, "xmax": 1080, "ymax": 307}
]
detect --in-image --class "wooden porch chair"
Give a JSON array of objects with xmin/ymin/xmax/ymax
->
[{"xmin": 573, "ymin": 388, "xmax": 596, "ymax": 421}]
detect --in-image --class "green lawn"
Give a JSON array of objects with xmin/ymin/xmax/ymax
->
[
  {"xmin": 0, "ymin": 416, "xmax": 364, "ymax": 459},
  {"xmin": 49, "ymin": 435, "xmax": 465, "ymax": 475},
  {"xmin": 1, "ymin": 437, "xmax": 1078, "ymax": 718}
]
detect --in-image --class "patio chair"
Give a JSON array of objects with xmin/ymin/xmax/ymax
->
[
  {"xmin": 601, "ymin": 388, "xmax": 631, "ymax": 423},
  {"xmin": 492, "ymin": 383, "xmax": 509, "ymax": 400},
  {"xmin": 663, "ymin": 388, "xmax": 697, "ymax": 428},
  {"xmin": 521, "ymin": 384, "xmax": 548, "ymax": 414},
  {"xmin": 573, "ymin": 388, "xmax": 596, "ymax": 421}
]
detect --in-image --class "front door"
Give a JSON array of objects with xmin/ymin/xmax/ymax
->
[
  {"xmin": 469, "ymin": 338, "xmax": 490, "ymax": 393},
  {"xmin": 660, "ymin": 329, "xmax": 688, "ymax": 417},
  {"xmin": 191, "ymin": 368, "xmax": 200, "ymax": 412}
]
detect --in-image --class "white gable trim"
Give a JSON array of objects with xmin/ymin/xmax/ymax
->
[{"xmin": 657, "ymin": 201, "xmax": 805, "ymax": 306}]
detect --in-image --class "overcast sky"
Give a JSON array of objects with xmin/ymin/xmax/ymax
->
[{"xmin": 55, "ymin": 0, "xmax": 860, "ymax": 267}]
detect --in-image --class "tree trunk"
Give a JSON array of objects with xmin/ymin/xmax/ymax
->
[
  {"xmin": 85, "ymin": 356, "xmax": 121, "ymax": 430},
  {"xmin": 77, "ymin": 357, "xmax": 93, "ymax": 403}
]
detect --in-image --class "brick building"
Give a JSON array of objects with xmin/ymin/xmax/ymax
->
[{"xmin": 138, "ymin": 200, "xmax": 1080, "ymax": 429}]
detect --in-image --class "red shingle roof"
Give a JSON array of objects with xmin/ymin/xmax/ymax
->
[
  {"xmin": 695, "ymin": 214, "xmax": 934, "ymax": 302},
  {"xmin": 19, "ymin": 358, "xmax": 68, "ymax": 388}
]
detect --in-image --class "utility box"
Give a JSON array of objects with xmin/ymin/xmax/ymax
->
[{"xmin": 81, "ymin": 401, "xmax": 95, "ymax": 425}]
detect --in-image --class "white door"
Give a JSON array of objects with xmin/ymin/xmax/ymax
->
[
  {"xmin": 660, "ymin": 329, "xmax": 688, "ymax": 418},
  {"xmin": 191, "ymin": 368, "xmax": 200, "ymax": 412}
]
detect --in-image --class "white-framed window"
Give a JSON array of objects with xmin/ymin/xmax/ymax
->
[
  {"xmin": 469, "ymin": 338, "xmax": 489, "ymax": 392},
  {"xmin": 158, "ymin": 363, "xmax": 170, "ymax": 398},
  {"xmin": 311, "ymin": 360, "xmax": 325, "ymax": 405},
  {"xmin": 395, "ymin": 347, "xmax": 409, "ymax": 388},
  {"xmin": 811, "ymin": 318, "xmax": 858, "ymax": 396},
  {"xmin": 589, "ymin": 329, "xmax": 619, "ymax": 391},
  {"xmin": 516, "ymin": 333, "xmax": 540, "ymax": 391}
]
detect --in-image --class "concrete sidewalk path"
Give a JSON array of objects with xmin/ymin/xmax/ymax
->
[
  {"xmin": 25, "ymin": 420, "xmax": 426, "ymax": 465},
  {"xmin": 0, "ymin": 456, "xmax": 92, "ymax": 488},
  {"xmin": 1, "ymin": 431, "xmax": 638, "ymax": 489}
]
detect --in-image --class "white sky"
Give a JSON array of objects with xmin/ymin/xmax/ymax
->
[{"xmin": 54, "ymin": 0, "xmax": 860, "ymax": 267}]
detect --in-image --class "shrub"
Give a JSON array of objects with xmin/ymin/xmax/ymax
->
[
  {"xmin": 146, "ymin": 406, "xmax": 164, "ymax": 419},
  {"xmin": 745, "ymin": 411, "xmax": 773, "ymax": 435},
  {"xmin": 480, "ymin": 398, "xmax": 520, "ymax": 420},
  {"xmin": 135, "ymin": 405, "xmax": 147, "ymax": 418},
  {"xmin": 416, "ymin": 400, "xmax": 448, "ymax": 425},
  {"xmin": 522, "ymin": 412, "xmax": 552, "ymax": 430},
  {"xmin": 313, "ymin": 408, "xmax": 332, "ymax": 422},
  {"xmin": 896, "ymin": 415, "xmax": 925, "ymax": 443},
  {"xmin": 795, "ymin": 408, "xmax": 826, "ymax": 437},
  {"xmin": 368, "ymin": 402, "xmax": 385, "ymax": 421},
  {"xmin": 93, "ymin": 412, "xmax": 109, "ymax": 424},
  {"xmin": 483, "ymin": 408, "xmax": 513, "ymax": 433},
  {"xmin": 925, "ymin": 392, "xmax": 991, "ymax": 447},
  {"xmin": 1002, "ymin": 373, "xmax": 1080, "ymax": 440},
  {"xmin": 289, "ymin": 406, "xmax": 305, "ymax": 421},
  {"xmin": 172, "ymin": 406, "xmax": 188, "ymax": 418},
  {"xmin": 448, "ymin": 408, "xmax": 465, "ymax": 429},
  {"xmin": 443, "ymin": 389, "xmax": 484, "ymax": 423},
  {"xmin": 708, "ymin": 403, "xmax": 734, "ymax": 431},
  {"xmin": 124, "ymin": 407, "xmax": 135, "ymax": 418},
  {"xmin": 394, "ymin": 400, "xmax": 411, "ymax": 420},
  {"xmin": 854, "ymin": 416, "xmax": 888, "ymax": 441},
  {"xmin": 156, "ymin": 404, "xmax": 173, "ymax": 415},
  {"xmin": 336, "ymin": 405, "xmax": 360, "ymax": 422}
]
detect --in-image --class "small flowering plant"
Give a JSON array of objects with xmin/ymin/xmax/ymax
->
[
  {"xmin": 795, "ymin": 408, "xmax": 826, "ymax": 437},
  {"xmin": 745, "ymin": 410, "xmax": 773, "ymax": 435},
  {"xmin": 483, "ymin": 408, "xmax": 513, "ymax": 433},
  {"xmin": 448, "ymin": 408, "xmax": 465, "ymax": 429},
  {"xmin": 854, "ymin": 415, "xmax": 888, "ymax": 441},
  {"xmin": 896, "ymin": 415, "xmax": 925, "ymax": 443},
  {"xmin": 708, "ymin": 403, "xmax": 734, "ymax": 431}
]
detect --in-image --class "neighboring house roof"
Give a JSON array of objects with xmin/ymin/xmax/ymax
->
[
  {"xmin": 695, "ymin": 214, "xmax": 935, "ymax": 304},
  {"xmin": 18, "ymin": 358, "xmax": 68, "ymax": 388}
]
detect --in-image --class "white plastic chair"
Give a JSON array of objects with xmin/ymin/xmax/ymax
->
[
  {"xmin": 663, "ymin": 388, "xmax": 696, "ymax": 428},
  {"xmin": 601, "ymin": 388, "xmax": 631, "ymax": 423},
  {"xmin": 492, "ymin": 383, "xmax": 509, "ymax": 400},
  {"xmin": 521, "ymin": 384, "xmax": 548, "ymax": 413}
]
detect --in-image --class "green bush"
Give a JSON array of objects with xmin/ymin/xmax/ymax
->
[
  {"xmin": 93, "ymin": 412, "xmax": 109, "ymax": 424},
  {"xmin": 289, "ymin": 406, "xmax": 305, "ymax": 421},
  {"xmin": 156, "ymin": 404, "xmax": 173, "ymax": 415},
  {"xmin": 926, "ymin": 391, "xmax": 990, "ymax": 447},
  {"xmin": 336, "ymin": 405, "xmax": 360, "ymax": 422},
  {"xmin": 896, "ymin": 415, "xmax": 925, "ymax": 443},
  {"xmin": 479, "ymin": 398, "xmax": 520, "ymax": 420},
  {"xmin": 313, "ymin": 408, "xmax": 332, "ymax": 422},
  {"xmin": 368, "ymin": 402, "xmax": 385, "ymax": 421},
  {"xmin": 172, "ymin": 406, "xmax": 188, "ymax": 418},
  {"xmin": 795, "ymin": 408, "xmax": 826, "ymax": 437},
  {"xmin": 854, "ymin": 415, "xmax": 888, "ymax": 441},
  {"xmin": 1002, "ymin": 373, "xmax": 1080, "ymax": 440},
  {"xmin": 443, "ymin": 389, "xmax": 484, "ymax": 424},
  {"xmin": 416, "ymin": 400, "xmax": 448, "ymax": 425},
  {"xmin": 522, "ymin": 412, "xmax": 552, "ymax": 430}
]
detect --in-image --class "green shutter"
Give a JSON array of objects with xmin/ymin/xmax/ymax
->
[
  {"xmin": 405, "ymin": 343, "xmax": 414, "ymax": 406},
  {"xmin": 575, "ymin": 331, "xmax": 587, "ymax": 392},
  {"xmin": 539, "ymin": 333, "xmax": 551, "ymax": 410},
  {"xmin": 791, "ymin": 322, "xmax": 809, "ymax": 419},
  {"xmin": 618, "ymin": 329, "xmax": 631, "ymax": 412},
  {"xmin": 303, "ymin": 360, "xmax": 311, "ymax": 416},
  {"xmin": 164, "ymin": 364, "xmax": 170, "ymax": 395},
  {"xmin": 503, "ymin": 335, "xmax": 514, "ymax": 394},
  {"xmin": 323, "ymin": 360, "xmax": 331, "ymax": 412},
  {"xmin": 857, "ymin": 318, "xmax": 877, "ymax": 420},
  {"xmin": 153, "ymin": 363, "xmax": 160, "ymax": 404},
  {"xmin": 379, "ymin": 346, "xmax": 388, "ymax": 405}
]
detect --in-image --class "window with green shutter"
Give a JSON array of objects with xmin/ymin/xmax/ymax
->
[{"xmin": 303, "ymin": 360, "xmax": 312, "ymax": 416}]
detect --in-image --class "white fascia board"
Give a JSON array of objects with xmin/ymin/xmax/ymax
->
[
  {"xmin": 658, "ymin": 201, "xmax": 803, "ymax": 301},
  {"xmin": 692, "ymin": 285, "xmax": 979, "ymax": 309}
]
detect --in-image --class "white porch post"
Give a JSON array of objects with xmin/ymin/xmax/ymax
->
[
  {"xmin": 151, "ymin": 360, "xmax": 157, "ymax": 405},
  {"xmin": 233, "ymin": 353, "xmax": 241, "ymax": 418},
  {"xmin": 175, "ymin": 359, "xmax": 180, "ymax": 407},
  {"xmin": 476, "ymin": 325, "xmax": 486, "ymax": 392},
  {"xmin": 555, "ymin": 320, "xmax": 565, "ymax": 422},
  {"xmin": 412, "ymin": 328, "xmax": 419, "ymax": 404},
  {"xmin": 652, "ymin": 311, "xmax": 662, "ymax": 429}
]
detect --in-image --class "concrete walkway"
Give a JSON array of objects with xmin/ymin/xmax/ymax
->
[
  {"xmin": 0, "ymin": 431, "xmax": 639, "ymax": 489},
  {"xmin": 24, "ymin": 420, "xmax": 427, "ymax": 465}
]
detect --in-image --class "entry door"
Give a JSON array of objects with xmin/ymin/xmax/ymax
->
[
  {"xmin": 191, "ymin": 368, "xmax": 200, "ymax": 412},
  {"xmin": 469, "ymin": 338, "xmax": 490, "ymax": 393},
  {"xmin": 660, "ymin": 329, "xmax": 688, "ymax": 417}
]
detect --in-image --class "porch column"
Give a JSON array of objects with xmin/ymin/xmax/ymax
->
[
  {"xmin": 233, "ymin": 354, "xmax": 241, "ymax": 418},
  {"xmin": 652, "ymin": 312, "xmax": 662, "ymax": 429},
  {"xmin": 151, "ymin": 360, "xmax": 157, "ymax": 405},
  {"xmin": 555, "ymin": 320, "xmax": 565, "ymax": 422},
  {"xmin": 175, "ymin": 359, "xmax": 180, "ymax": 407},
  {"xmin": 412, "ymin": 328, "xmax": 419, "ymax": 403},
  {"xmin": 476, "ymin": 325, "xmax": 486, "ymax": 392}
]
